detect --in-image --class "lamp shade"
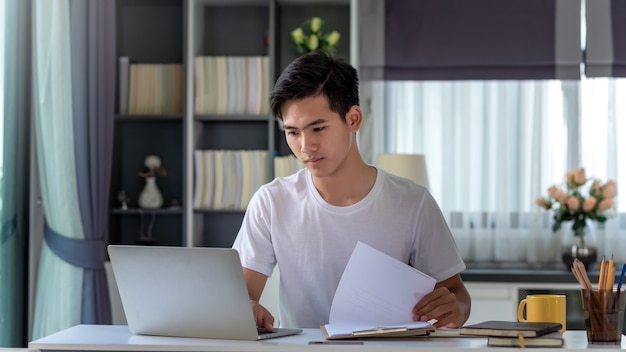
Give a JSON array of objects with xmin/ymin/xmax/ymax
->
[{"xmin": 376, "ymin": 154, "xmax": 429, "ymax": 190}]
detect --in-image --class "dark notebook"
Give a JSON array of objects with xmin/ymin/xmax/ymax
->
[
  {"xmin": 460, "ymin": 321, "xmax": 562, "ymax": 338},
  {"xmin": 487, "ymin": 331, "xmax": 564, "ymax": 348}
]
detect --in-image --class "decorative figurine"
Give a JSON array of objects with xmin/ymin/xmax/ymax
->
[
  {"xmin": 137, "ymin": 155, "xmax": 167, "ymax": 209},
  {"xmin": 117, "ymin": 190, "xmax": 131, "ymax": 210}
]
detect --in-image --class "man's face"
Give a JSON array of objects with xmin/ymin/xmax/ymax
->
[{"xmin": 281, "ymin": 95, "xmax": 356, "ymax": 179}]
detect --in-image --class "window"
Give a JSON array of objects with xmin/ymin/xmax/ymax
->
[{"xmin": 364, "ymin": 77, "xmax": 626, "ymax": 263}]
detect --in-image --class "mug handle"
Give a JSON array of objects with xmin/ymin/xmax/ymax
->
[{"xmin": 517, "ymin": 299, "xmax": 528, "ymax": 322}]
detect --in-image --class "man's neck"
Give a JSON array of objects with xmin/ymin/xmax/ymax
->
[{"xmin": 312, "ymin": 159, "xmax": 377, "ymax": 207}]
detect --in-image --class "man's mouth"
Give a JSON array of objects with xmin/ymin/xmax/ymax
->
[{"xmin": 306, "ymin": 157, "xmax": 323, "ymax": 163}]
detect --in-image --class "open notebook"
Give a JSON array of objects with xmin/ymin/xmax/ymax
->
[{"xmin": 107, "ymin": 245, "xmax": 301, "ymax": 340}]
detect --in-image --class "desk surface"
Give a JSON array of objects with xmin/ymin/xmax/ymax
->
[{"xmin": 28, "ymin": 324, "xmax": 626, "ymax": 352}]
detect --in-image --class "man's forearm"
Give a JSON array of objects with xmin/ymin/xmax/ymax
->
[{"xmin": 452, "ymin": 284, "xmax": 472, "ymax": 324}]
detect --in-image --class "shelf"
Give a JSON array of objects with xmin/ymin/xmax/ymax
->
[
  {"xmin": 193, "ymin": 209, "xmax": 246, "ymax": 214},
  {"xmin": 115, "ymin": 114, "xmax": 184, "ymax": 121},
  {"xmin": 194, "ymin": 114, "xmax": 269, "ymax": 122},
  {"xmin": 110, "ymin": 0, "xmax": 353, "ymax": 248},
  {"xmin": 111, "ymin": 207, "xmax": 183, "ymax": 215}
]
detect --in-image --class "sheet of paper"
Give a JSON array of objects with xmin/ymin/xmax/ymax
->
[{"xmin": 325, "ymin": 241, "xmax": 436, "ymax": 336}]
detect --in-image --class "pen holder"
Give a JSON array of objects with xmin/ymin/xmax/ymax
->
[{"xmin": 581, "ymin": 288, "xmax": 626, "ymax": 345}]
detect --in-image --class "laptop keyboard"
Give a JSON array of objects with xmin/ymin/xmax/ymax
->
[{"xmin": 257, "ymin": 327, "xmax": 271, "ymax": 335}]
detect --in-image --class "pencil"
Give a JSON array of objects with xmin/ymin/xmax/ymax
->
[
  {"xmin": 606, "ymin": 255, "xmax": 615, "ymax": 291},
  {"xmin": 614, "ymin": 261, "xmax": 626, "ymax": 310},
  {"xmin": 618, "ymin": 261, "xmax": 626, "ymax": 291},
  {"xmin": 573, "ymin": 259, "xmax": 593, "ymax": 289},
  {"xmin": 599, "ymin": 257, "xmax": 606, "ymax": 290}
]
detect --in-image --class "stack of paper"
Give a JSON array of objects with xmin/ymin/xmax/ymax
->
[{"xmin": 321, "ymin": 242, "xmax": 437, "ymax": 339}]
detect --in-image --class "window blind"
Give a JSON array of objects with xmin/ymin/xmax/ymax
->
[
  {"xmin": 585, "ymin": 0, "xmax": 626, "ymax": 77},
  {"xmin": 358, "ymin": 0, "xmax": 582, "ymax": 80}
]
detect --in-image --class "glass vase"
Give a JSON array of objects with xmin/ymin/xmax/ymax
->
[{"xmin": 560, "ymin": 219, "xmax": 598, "ymax": 270}]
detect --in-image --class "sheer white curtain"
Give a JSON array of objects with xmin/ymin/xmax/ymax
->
[
  {"xmin": 361, "ymin": 78, "xmax": 626, "ymax": 264},
  {"xmin": 31, "ymin": 0, "xmax": 83, "ymax": 340},
  {"xmin": 579, "ymin": 78, "xmax": 626, "ymax": 264}
]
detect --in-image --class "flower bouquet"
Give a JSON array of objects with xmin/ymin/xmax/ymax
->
[
  {"xmin": 291, "ymin": 17, "xmax": 340, "ymax": 55},
  {"xmin": 535, "ymin": 168, "xmax": 617, "ymax": 248}
]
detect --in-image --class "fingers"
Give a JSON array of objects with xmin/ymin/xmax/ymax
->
[
  {"xmin": 251, "ymin": 300, "xmax": 275, "ymax": 332},
  {"xmin": 412, "ymin": 287, "xmax": 463, "ymax": 328},
  {"xmin": 263, "ymin": 318, "xmax": 275, "ymax": 332}
]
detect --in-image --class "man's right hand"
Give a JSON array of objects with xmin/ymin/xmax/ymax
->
[{"xmin": 250, "ymin": 299, "xmax": 274, "ymax": 332}]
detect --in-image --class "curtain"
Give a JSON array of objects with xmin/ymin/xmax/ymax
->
[
  {"xmin": 0, "ymin": 0, "xmax": 30, "ymax": 347},
  {"xmin": 579, "ymin": 78, "xmax": 626, "ymax": 262},
  {"xmin": 68, "ymin": 0, "xmax": 115, "ymax": 325},
  {"xmin": 362, "ymin": 78, "xmax": 626, "ymax": 264},
  {"xmin": 31, "ymin": 0, "xmax": 115, "ymax": 339}
]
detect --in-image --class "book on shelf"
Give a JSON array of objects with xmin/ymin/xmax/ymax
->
[
  {"xmin": 233, "ymin": 151, "xmax": 243, "ymax": 209},
  {"xmin": 460, "ymin": 320, "xmax": 562, "ymax": 338},
  {"xmin": 487, "ymin": 331, "xmax": 564, "ymax": 348},
  {"xmin": 192, "ymin": 149, "xmax": 270, "ymax": 211},
  {"xmin": 194, "ymin": 56, "xmax": 270, "ymax": 115},
  {"xmin": 192, "ymin": 150, "xmax": 206, "ymax": 209},
  {"xmin": 127, "ymin": 63, "xmax": 183, "ymax": 115},
  {"xmin": 260, "ymin": 57, "xmax": 270, "ymax": 114},
  {"xmin": 239, "ymin": 150, "xmax": 254, "ymax": 209},
  {"xmin": 221, "ymin": 150, "xmax": 237, "ymax": 209},
  {"xmin": 214, "ymin": 57, "xmax": 228, "ymax": 115},
  {"xmin": 224, "ymin": 58, "xmax": 237, "ymax": 114},
  {"xmin": 118, "ymin": 56, "xmax": 130, "ymax": 114},
  {"xmin": 245, "ymin": 57, "xmax": 261, "ymax": 115},
  {"xmin": 211, "ymin": 150, "xmax": 225, "ymax": 209},
  {"xmin": 202, "ymin": 150, "xmax": 215, "ymax": 209},
  {"xmin": 194, "ymin": 57, "xmax": 215, "ymax": 115}
]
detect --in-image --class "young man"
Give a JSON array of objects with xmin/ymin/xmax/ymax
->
[{"xmin": 232, "ymin": 50, "xmax": 470, "ymax": 331}]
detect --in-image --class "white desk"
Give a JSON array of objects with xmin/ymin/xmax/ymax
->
[{"xmin": 28, "ymin": 325, "xmax": 626, "ymax": 352}]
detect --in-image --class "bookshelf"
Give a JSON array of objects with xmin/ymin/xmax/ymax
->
[
  {"xmin": 110, "ymin": 0, "xmax": 185, "ymax": 246},
  {"xmin": 110, "ymin": 0, "xmax": 353, "ymax": 248}
]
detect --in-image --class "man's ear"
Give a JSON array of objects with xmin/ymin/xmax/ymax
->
[{"xmin": 345, "ymin": 105, "xmax": 363, "ymax": 132}]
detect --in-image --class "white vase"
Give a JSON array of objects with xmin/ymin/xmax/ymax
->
[{"xmin": 138, "ymin": 176, "xmax": 163, "ymax": 209}]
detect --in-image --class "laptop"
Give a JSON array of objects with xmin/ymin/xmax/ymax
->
[{"xmin": 107, "ymin": 245, "xmax": 302, "ymax": 340}]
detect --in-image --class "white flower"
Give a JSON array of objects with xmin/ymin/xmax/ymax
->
[
  {"xmin": 291, "ymin": 28, "xmax": 305, "ymax": 45},
  {"xmin": 307, "ymin": 34, "xmax": 319, "ymax": 50},
  {"xmin": 310, "ymin": 17, "xmax": 322, "ymax": 33},
  {"xmin": 326, "ymin": 31, "xmax": 340, "ymax": 47},
  {"xmin": 291, "ymin": 16, "xmax": 340, "ymax": 55}
]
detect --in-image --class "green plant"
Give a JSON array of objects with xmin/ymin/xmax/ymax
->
[
  {"xmin": 535, "ymin": 168, "xmax": 617, "ymax": 248},
  {"xmin": 291, "ymin": 17, "xmax": 340, "ymax": 55}
]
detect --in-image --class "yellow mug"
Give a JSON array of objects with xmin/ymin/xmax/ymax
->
[{"xmin": 517, "ymin": 294, "xmax": 566, "ymax": 333}]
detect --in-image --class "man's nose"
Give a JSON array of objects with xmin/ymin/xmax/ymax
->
[{"xmin": 300, "ymin": 133, "xmax": 318, "ymax": 154}]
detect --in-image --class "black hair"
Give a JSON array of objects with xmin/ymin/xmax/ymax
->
[{"xmin": 270, "ymin": 49, "xmax": 359, "ymax": 122}]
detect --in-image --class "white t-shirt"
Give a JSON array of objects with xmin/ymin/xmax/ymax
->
[{"xmin": 232, "ymin": 167, "xmax": 465, "ymax": 329}]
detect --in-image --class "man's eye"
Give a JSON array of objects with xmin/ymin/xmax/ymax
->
[
  {"xmin": 286, "ymin": 131, "xmax": 298, "ymax": 136},
  {"xmin": 313, "ymin": 126, "xmax": 325, "ymax": 132}
]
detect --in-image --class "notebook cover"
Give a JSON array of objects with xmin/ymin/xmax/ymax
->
[
  {"xmin": 320, "ymin": 324, "xmax": 434, "ymax": 340},
  {"xmin": 488, "ymin": 331, "xmax": 564, "ymax": 347},
  {"xmin": 460, "ymin": 321, "xmax": 562, "ymax": 338}
]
